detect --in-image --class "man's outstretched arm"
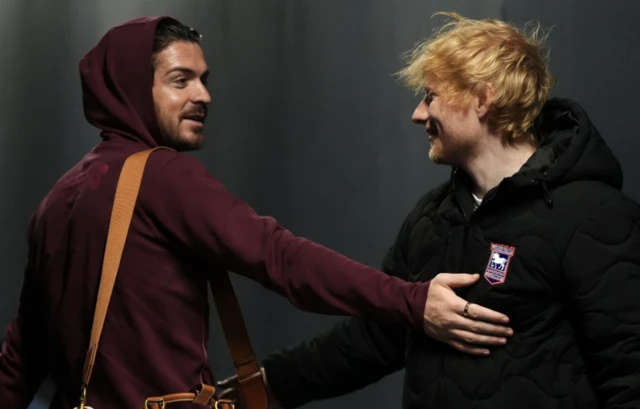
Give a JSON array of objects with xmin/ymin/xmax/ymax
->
[
  {"xmin": 257, "ymin": 272, "xmax": 513, "ymax": 408},
  {"xmin": 261, "ymin": 316, "xmax": 406, "ymax": 408},
  {"xmin": 217, "ymin": 211, "xmax": 513, "ymax": 408}
]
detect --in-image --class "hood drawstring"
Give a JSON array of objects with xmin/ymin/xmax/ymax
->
[{"xmin": 533, "ymin": 172, "xmax": 554, "ymax": 207}]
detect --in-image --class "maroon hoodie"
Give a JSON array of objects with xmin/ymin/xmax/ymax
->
[{"xmin": 0, "ymin": 16, "xmax": 430, "ymax": 409}]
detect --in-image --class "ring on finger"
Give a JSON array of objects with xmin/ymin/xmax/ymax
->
[{"xmin": 463, "ymin": 301, "xmax": 471, "ymax": 317}]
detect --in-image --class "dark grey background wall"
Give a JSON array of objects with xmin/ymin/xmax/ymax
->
[{"xmin": 1, "ymin": 1, "xmax": 638, "ymax": 408}]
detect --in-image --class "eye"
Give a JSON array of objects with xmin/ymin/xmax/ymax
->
[
  {"xmin": 174, "ymin": 78, "xmax": 187, "ymax": 87},
  {"xmin": 424, "ymin": 90, "xmax": 436, "ymax": 106}
]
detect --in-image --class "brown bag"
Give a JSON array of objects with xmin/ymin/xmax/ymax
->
[{"xmin": 76, "ymin": 148, "xmax": 269, "ymax": 409}]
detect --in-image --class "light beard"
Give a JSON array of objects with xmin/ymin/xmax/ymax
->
[
  {"xmin": 428, "ymin": 138, "xmax": 448, "ymax": 165},
  {"xmin": 428, "ymin": 137, "xmax": 478, "ymax": 167},
  {"xmin": 428, "ymin": 145, "xmax": 444, "ymax": 164}
]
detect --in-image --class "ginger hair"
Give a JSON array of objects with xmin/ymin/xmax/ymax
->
[{"xmin": 397, "ymin": 12, "xmax": 555, "ymax": 144}]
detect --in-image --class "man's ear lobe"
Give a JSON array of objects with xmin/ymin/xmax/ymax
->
[{"xmin": 477, "ymin": 83, "xmax": 495, "ymax": 119}]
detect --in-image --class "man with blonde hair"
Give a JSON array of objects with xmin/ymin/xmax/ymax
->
[{"xmin": 219, "ymin": 12, "xmax": 640, "ymax": 408}]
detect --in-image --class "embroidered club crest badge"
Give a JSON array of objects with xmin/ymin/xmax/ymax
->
[{"xmin": 484, "ymin": 242, "xmax": 515, "ymax": 285}]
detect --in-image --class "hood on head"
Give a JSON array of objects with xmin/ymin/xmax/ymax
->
[{"xmin": 80, "ymin": 15, "xmax": 179, "ymax": 147}]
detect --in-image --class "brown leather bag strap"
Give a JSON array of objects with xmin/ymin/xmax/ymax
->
[
  {"xmin": 78, "ymin": 148, "xmax": 166, "ymax": 408},
  {"xmin": 209, "ymin": 272, "xmax": 270, "ymax": 408},
  {"xmin": 78, "ymin": 147, "xmax": 268, "ymax": 409}
]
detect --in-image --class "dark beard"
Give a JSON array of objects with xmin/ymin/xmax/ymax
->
[
  {"xmin": 155, "ymin": 107, "xmax": 207, "ymax": 152},
  {"xmin": 156, "ymin": 123, "xmax": 205, "ymax": 152},
  {"xmin": 166, "ymin": 133, "xmax": 205, "ymax": 152}
]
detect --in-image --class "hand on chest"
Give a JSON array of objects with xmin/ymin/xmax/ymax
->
[{"xmin": 410, "ymin": 215, "xmax": 568, "ymax": 332}]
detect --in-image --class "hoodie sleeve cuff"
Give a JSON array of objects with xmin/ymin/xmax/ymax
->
[{"xmin": 409, "ymin": 280, "xmax": 430, "ymax": 331}]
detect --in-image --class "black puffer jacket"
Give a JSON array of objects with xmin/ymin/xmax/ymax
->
[{"xmin": 263, "ymin": 98, "xmax": 640, "ymax": 408}]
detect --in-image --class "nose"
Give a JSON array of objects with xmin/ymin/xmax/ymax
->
[
  {"xmin": 411, "ymin": 100, "xmax": 428, "ymax": 125},
  {"xmin": 193, "ymin": 80, "xmax": 211, "ymax": 105}
]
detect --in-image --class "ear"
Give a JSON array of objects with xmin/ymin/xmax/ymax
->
[{"xmin": 475, "ymin": 83, "xmax": 495, "ymax": 120}]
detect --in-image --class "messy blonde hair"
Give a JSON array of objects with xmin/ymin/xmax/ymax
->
[{"xmin": 397, "ymin": 12, "xmax": 555, "ymax": 144}]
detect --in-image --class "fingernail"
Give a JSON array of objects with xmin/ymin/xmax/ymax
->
[
  {"xmin": 483, "ymin": 350, "xmax": 490, "ymax": 355},
  {"xmin": 507, "ymin": 329, "xmax": 514, "ymax": 336},
  {"xmin": 502, "ymin": 317, "xmax": 510, "ymax": 323},
  {"xmin": 499, "ymin": 338, "xmax": 507, "ymax": 344}
]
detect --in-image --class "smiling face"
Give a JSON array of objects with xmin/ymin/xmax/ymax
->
[
  {"xmin": 411, "ymin": 85, "xmax": 486, "ymax": 166},
  {"xmin": 152, "ymin": 41, "xmax": 211, "ymax": 151}
]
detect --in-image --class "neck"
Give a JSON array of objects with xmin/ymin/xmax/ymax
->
[{"xmin": 462, "ymin": 135, "xmax": 537, "ymax": 198}]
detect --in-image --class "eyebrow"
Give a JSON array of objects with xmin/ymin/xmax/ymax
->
[
  {"xmin": 165, "ymin": 67, "xmax": 209, "ymax": 77},
  {"xmin": 424, "ymin": 87, "xmax": 438, "ymax": 96}
]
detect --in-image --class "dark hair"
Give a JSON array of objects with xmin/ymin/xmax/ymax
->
[{"xmin": 152, "ymin": 18, "xmax": 202, "ymax": 70}]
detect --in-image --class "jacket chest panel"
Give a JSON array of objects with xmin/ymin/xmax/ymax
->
[{"xmin": 410, "ymin": 207, "xmax": 572, "ymax": 334}]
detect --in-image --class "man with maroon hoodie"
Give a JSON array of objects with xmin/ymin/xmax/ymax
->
[{"xmin": 0, "ymin": 16, "xmax": 512, "ymax": 409}]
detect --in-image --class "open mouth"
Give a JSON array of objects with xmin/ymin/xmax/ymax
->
[{"xmin": 183, "ymin": 114, "xmax": 206, "ymax": 125}]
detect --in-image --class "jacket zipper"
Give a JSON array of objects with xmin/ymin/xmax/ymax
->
[
  {"xmin": 452, "ymin": 169, "xmax": 473, "ymax": 273},
  {"xmin": 459, "ymin": 204, "xmax": 471, "ymax": 272}
]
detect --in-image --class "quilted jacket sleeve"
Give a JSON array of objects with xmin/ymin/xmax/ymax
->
[
  {"xmin": 262, "ymin": 317, "xmax": 407, "ymax": 408},
  {"xmin": 562, "ymin": 197, "xmax": 640, "ymax": 408},
  {"xmin": 261, "ymin": 219, "xmax": 414, "ymax": 408}
]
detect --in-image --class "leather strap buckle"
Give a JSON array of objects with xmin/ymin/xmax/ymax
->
[{"xmin": 144, "ymin": 398, "xmax": 166, "ymax": 409}]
